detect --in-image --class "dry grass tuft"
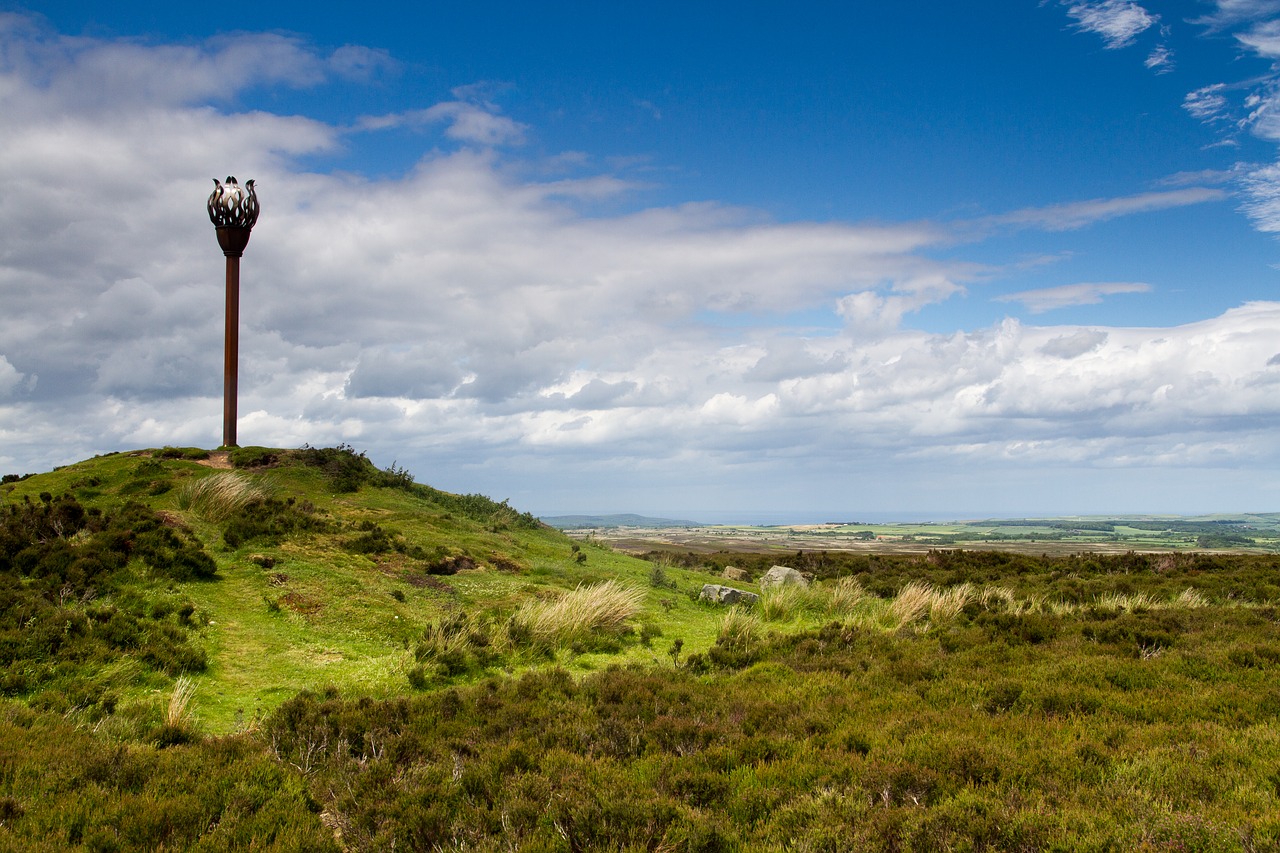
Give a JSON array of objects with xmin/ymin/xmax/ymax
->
[
  {"xmin": 1173, "ymin": 588, "xmax": 1210, "ymax": 609},
  {"xmin": 887, "ymin": 581, "xmax": 978, "ymax": 628},
  {"xmin": 929, "ymin": 582, "xmax": 974, "ymax": 624},
  {"xmin": 891, "ymin": 580, "xmax": 935, "ymax": 626},
  {"xmin": 978, "ymin": 586, "xmax": 1017, "ymax": 610},
  {"xmin": 176, "ymin": 472, "xmax": 270, "ymax": 521},
  {"xmin": 418, "ymin": 612, "xmax": 488, "ymax": 659},
  {"xmin": 165, "ymin": 677, "xmax": 197, "ymax": 729},
  {"xmin": 513, "ymin": 580, "xmax": 645, "ymax": 648},
  {"xmin": 1093, "ymin": 591, "xmax": 1160, "ymax": 613}
]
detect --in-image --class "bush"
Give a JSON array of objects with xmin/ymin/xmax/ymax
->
[
  {"xmin": 296, "ymin": 444, "xmax": 377, "ymax": 492},
  {"xmin": 228, "ymin": 446, "xmax": 278, "ymax": 468},
  {"xmin": 0, "ymin": 494, "xmax": 210, "ymax": 695},
  {"xmin": 156, "ymin": 447, "xmax": 209, "ymax": 460},
  {"xmin": 221, "ymin": 498, "xmax": 330, "ymax": 549}
]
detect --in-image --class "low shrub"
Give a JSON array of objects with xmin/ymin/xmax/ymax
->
[
  {"xmin": 228, "ymin": 446, "xmax": 278, "ymax": 468},
  {"xmin": 0, "ymin": 494, "xmax": 210, "ymax": 697},
  {"xmin": 221, "ymin": 498, "xmax": 331, "ymax": 549},
  {"xmin": 156, "ymin": 447, "xmax": 209, "ymax": 460}
]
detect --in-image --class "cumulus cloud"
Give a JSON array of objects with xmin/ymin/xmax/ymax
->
[
  {"xmin": 996, "ymin": 282, "xmax": 1152, "ymax": 314},
  {"xmin": 1039, "ymin": 330, "xmax": 1109, "ymax": 359},
  {"xmin": 356, "ymin": 98, "xmax": 527, "ymax": 145},
  {"xmin": 419, "ymin": 100, "xmax": 527, "ymax": 145},
  {"xmin": 0, "ymin": 356, "xmax": 24, "ymax": 397}
]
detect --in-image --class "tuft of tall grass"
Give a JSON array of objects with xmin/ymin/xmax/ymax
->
[
  {"xmin": 978, "ymin": 586, "xmax": 1017, "ymax": 611},
  {"xmin": 759, "ymin": 585, "xmax": 824, "ymax": 622},
  {"xmin": 825, "ymin": 576, "xmax": 867, "ymax": 617},
  {"xmin": 888, "ymin": 581, "xmax": 976, "ymax": 628},
  {"xmin": 891, "ymin": 580, "xmax": 935, "ymax": 626},
  {"xmin": 151, "ymin": 676, "xmax": 200, "ymax": 746},
  {"xmin": 929, "ymin": 582, "xmax": 974, "ymax": 624},
  {"xmin": 1173, "ymin": 588, "xmax": 1210, "ymax": 609},
  {"xmin": 513, "ymin": 580, "xmax": 645, "ymax": 649},
  {"xmin": 717, "ymin": 607, "xmax": 760, "ymax": 651},
  {"xmin": 416, "ymin": 611, "xmax": 496, "ymax": 661},
  {"xmin": 1093, "ymin": 591, "xmax": 1160, "ymax": 613},
  {"xmin": 176, "ymin": 472, "xmax": 271, "ymax": 521},
  {"xmin": 166, "ymin": 676, "xmax": 197, "ymax": 728}
]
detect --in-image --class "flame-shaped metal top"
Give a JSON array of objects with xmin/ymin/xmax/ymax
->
[{"xmin": 207, "ymin": 176, "xmax": 260, "ymax": 229}]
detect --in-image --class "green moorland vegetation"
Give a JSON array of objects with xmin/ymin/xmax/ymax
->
[{"xmin": 1, "ymin": 446, "xmax": 1279, "ymax": 850}]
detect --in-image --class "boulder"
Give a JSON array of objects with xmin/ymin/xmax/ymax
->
[
  {"xmin": 700, "ymin": 584, "xmax": 760, "ymax": 606},
  {"xmin": 760, "ymin": 565, "xmax": 809, "ymax": 590},
  {"xmin": 722, "ymin": 566, "xmax": 749, "ymax": 581}
]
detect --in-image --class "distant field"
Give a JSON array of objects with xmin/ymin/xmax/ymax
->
[{"xmin": 572, "ymin": 513, "xmax": 1280, "ymax": 555}]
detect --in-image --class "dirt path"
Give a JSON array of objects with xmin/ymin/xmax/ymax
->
[{"xmin": 195, "ymin": 451, "xmax": 233, "ymax": 470}]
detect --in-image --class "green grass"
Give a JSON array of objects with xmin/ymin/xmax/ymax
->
[
  {"xmin": 0, "ymin": 448, "xmax": 731, "ymax": 730},
  {"xmin": 5, "ymin": 446, "xmax": 1280, "ymax": 849}
]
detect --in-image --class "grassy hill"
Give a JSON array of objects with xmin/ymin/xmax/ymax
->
[
  {"xmin": 3, "ymin": 446, "xmax": 1280, "ymax": 850},
  {"xmin": 0, "ymin": 446, "xmax": 728, "ymax": 732}
]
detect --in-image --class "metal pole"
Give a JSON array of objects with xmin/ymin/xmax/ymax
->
[
  {"xmin": 223, "ymin": 252, "xmax": 241, "ymax": 448},
  {"xmin": 208, "ymin": 177, "xmax": 257, "ymax": 450}
]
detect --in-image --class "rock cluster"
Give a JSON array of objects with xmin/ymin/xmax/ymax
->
[{"xmin": 699, "ymin": 584, "xmax": 760, "ymax": 606}]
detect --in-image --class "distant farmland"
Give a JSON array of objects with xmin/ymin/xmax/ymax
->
[{"xmin": 570, "ymin": 513, "xmax": 1280, "ymax": 555}]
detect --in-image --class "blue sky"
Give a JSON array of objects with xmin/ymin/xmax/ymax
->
[{"xmin": 3, "ymin": 1, "xmax": 1280, "ymax": 520}]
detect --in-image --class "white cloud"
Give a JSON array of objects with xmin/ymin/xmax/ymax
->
[
  {"xmin": 1184, "ymin": 84, "xmax": 1230, "ymax": 121},
  {"xmin": 1239, "ymin": 161, "xmax": 1280, "ymax": 231},
  {"xmin": 996, "ymin": 282, "xmax": 1152, "ymax": 313},
  {"xmin": 362, "ymin": 83, "xmax": 529, "ymax": 146},
  {"xmin": 1039, "ymin": 330, "xmax": 1109, "ymax": 359},
  {"xmin": 0, "ymin": 356, "xmax": 23, "ymax": 397},
  {"xmin": 970, "ymin": 188, "xmax": 1226, "ymax": 232},
  {"xmin": 1145, "ymin": 44, "xmax": 1173, "ymax": 71},
  {"xmin": 420, "ymin": 100, "xmax": 527, "ymax": 145},
  {"xmin": 1063, "ymin": 1, "xmax": 1158, "ymax": 49},
  {"xmin": 357, "ymin": 99, "xmax": 527, "ymax": 146},
  {"xmin": 1191, "ymin": 0, "xmax": 1280, "ymax": 29},
  {"xmin": 1237, "ymin": 19, "xmax": 1280, "ymax": 57}
]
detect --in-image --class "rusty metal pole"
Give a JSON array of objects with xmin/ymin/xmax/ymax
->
[
  {"xmin": 207, "ymin": 177, "xmax": 259, "ymax": 449},
  {"xmin": 221, "ymin": 243, "xmax": 244, "ymax": 448}
]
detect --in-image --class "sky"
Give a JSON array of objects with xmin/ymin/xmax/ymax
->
[{"xmin": 3, "ymin": 1, "xmax": 1280, "ymax": 522}]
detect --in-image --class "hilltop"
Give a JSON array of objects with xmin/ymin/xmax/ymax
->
[{"xmin": 0, "ymin": 445, "xmax": 736, "ymax": 731}]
